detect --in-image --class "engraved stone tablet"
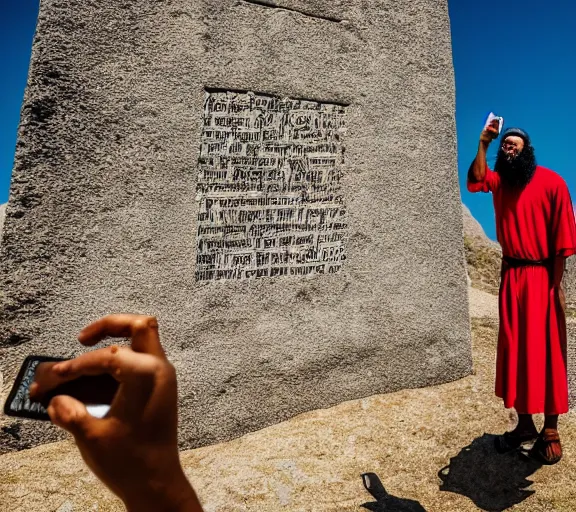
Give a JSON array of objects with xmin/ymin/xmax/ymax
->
[{"xmin": 196, "ymin": 91, "xmax": 347, "ymax": 281}]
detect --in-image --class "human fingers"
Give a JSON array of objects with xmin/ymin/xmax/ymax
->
[
  {"xmin": 480, "ymin": 129, "xmax": 496, "ymax": 143},
  {"xmin": 32, "ymin": 347, "xmax": 157, "ymax": 401},
  {"xmin": 78, "ymin": 314, "xmax": 165, "ymax": 358},
  {"xmin": 52, "ymin": 345, "xmax": 161, "ymax": 383},
  {"xmin": 30, "ymin": 362, "xmax": 71, "ymax": 402},
  {"xmin": 52, "ymin": 346, "xmax": 165, "ymax": 421},
  {"xmin": 47, "ymin": 394, "xmax": 99, "ymax": 438},
  {"xmin": 486, "ymin": 126, "xmax": 499, "ymax": 137}
]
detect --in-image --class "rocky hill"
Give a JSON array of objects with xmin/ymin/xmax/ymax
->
[
  {"xmin": 0, "ymin": 203, "xmax": 5, "ymax": 244},
  {"xmin": 462, "ymin": 204, "xmax": 502, "ymax": 295}
]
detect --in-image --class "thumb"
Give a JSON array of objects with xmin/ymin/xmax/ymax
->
[{"xmin": 47, "ymin": 395, "xmax": 96, "ymax": 438}]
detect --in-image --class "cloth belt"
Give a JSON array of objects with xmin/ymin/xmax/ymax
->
[{"xmin": 502, "ymin": 256, "xmax": 552, "ymax": 268}]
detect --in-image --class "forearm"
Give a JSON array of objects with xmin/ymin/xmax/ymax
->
[
  {"xmin": 553, "ymin": 256, "xmax": 565, "ymax": 288},
  {"xmin": 468, "ymin": 142, "xmax": 489, "ymax": 183},
  {"xmin": 124, "ymin": 466, "xmax": 204, "ymax": 512},
  {"xmin": 125, "ymin": 488, "xmax": 203, "ymax": 512}
]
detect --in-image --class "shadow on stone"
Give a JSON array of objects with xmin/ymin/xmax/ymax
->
[
  {"xmin": 361, "ymin": 472, "xmax": 427, "ymax": 511},
  {"xmin": 438, "ymin": 434, "xmax": 542, "ymax": 511}
]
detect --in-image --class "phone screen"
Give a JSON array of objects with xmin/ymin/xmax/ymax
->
[{"xmin": 4, "ymin": 355, "xmax": 118, "ymax": 421}]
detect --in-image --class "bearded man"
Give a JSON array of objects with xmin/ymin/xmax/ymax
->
[{"xmin": 467, "ymin": 124, "xmax": 576, "ymax": 465}]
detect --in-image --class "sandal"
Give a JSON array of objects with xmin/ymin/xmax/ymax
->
[
  {"xmin": 529, "ymin": 429, "xmax": 562, "ymax": 465},
  {"xmin": 495, "ymin": 429, "xmax": 538, "ymax": 454}
]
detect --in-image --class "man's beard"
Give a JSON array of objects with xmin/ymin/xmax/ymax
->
[{"xmin": 494, "ymin": 144, "xmax": 537, "ymax": 189}]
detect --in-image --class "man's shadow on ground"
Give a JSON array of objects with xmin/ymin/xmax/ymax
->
[
  {"xmin": 360, "ymin": 473, "xmax": 427, "ymax": 511},
  {"xmin": 438, "ymin": 433, "xmax": 542, "ymax": 511}
]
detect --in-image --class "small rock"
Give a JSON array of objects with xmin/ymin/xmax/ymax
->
[{"xmin": 57, "ymin": 501, "xmax": 74, "ymax": 512}]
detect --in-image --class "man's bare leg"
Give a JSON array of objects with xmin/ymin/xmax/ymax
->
[
  {"xmin": 495, "ymin": 412, "xmax": 538, "ymax": 453},
  {"xmin": 514, "ymin": 413, "xmax": 538, "ymax": 436},
  {"xmin": 544, "ymin": 415, "xmax": 558, "ymax": 430}
]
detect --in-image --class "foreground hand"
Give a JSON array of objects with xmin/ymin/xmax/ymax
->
[{"xmin": 31, "ymin": 314, "xmax": 203, "ymax": 512}]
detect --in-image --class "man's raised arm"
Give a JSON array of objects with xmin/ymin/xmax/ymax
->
[{"xmin": 468, "ymin": 125, "xmax": 499, "ymax": 183}]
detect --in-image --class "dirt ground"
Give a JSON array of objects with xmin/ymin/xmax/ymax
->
[{"xmin": 2, "ymin": 288, "xmax": 576, "ymax": 512}]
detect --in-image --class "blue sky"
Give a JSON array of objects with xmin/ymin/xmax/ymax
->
[
  {"xmin": 1, "ymin": 1, "xmax": 39, "ymax": 206},
  {"xmin": 1, "ymin": 1, "xmax": 575, "ymax": 241}
]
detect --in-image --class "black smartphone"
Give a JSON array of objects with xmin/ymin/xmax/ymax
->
[{"xmin": 3, "ymin": 355, "xmax": 119, "ymax": 421}]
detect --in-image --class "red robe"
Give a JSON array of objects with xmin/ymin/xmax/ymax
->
[{"xmin": 468, "ymin": 165, "xmax": 576, "ymax": 414}]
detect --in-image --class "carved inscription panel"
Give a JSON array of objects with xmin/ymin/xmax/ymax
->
[{"xmin": 195, "ymin": 91, "xmax": 347, "ymax": 281}]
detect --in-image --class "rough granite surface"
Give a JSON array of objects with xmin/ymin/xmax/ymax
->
[{"xmin": 0, "ymin": 0, "xmax": 471, "ymax": 452}]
